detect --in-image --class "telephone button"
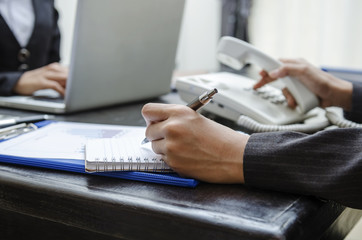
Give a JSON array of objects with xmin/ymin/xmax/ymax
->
[
  {"xmin": 261, "ymin": 93, "xmax": 274, "ymax": 99},
  {"xmin": 243, "ymin": 87, "xmax": 253, "ymax": 91},
  {"xmin": 202, "ymin": 80, "xmax": 229, "ymax": 90}
]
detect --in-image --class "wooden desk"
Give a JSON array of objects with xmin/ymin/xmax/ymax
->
[{"xmin": 0, "ymin": 93, "xmax": 361, "ymax": 240}]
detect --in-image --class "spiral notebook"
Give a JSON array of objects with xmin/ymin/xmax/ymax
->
[{"xmin": 86, "ymin": 137, "xmax": 172, "ymax": 172}]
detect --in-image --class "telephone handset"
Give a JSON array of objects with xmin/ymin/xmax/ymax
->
[
  {"xmin": 175, "ymin": 36, "xmax": 330, "ymax": 133},
  {"xmin": 216, "ymin": 36, "xmax": 319, "ymax": 114}
]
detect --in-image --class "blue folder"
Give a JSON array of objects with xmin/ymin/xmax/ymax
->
[{"xmin": 0, "ymin": 120, "xmax": 199, "ymax": 188}]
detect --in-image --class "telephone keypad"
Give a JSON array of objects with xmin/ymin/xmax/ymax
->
[{"xmin": 243, "ymin": 85, "xmax": 287, "ymax": 105}]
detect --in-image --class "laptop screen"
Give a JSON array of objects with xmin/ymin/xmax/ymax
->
[{"xmin": 65, "ymin": 0, "xmax": 185, "ymax": 112}]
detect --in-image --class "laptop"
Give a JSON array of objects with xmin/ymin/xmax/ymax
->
[{"xmin": 0, "ymin": 0, "xmax": 185, "ymax": 113}]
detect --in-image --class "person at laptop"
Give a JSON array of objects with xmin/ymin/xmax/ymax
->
[
  {"xmin": 0, "ymin": 0, "xmax": 68, "ymax": 96},
  {"xmin": 142, "ymin": 58, "xmax": 362, "ymax": 209}
]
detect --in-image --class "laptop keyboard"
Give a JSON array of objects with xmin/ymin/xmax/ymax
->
[{"xmin": 31, "ymin": 96, "xmax": 65, "ymax": 103}]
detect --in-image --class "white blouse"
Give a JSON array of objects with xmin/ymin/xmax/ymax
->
[{"xmin": 0, "ymin": 0, "xmax": 35, "ymax": 47}]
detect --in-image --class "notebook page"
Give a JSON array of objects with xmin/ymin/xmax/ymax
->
[{"xmin": 85, "ymin": 137, "xmax": 171, "ymax": 172}]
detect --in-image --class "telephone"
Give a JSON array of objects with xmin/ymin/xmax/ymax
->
[{"xmin": 175, "ymin": 36, "xmax": 331, "ymax": 133}]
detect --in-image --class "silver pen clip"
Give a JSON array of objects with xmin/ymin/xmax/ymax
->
[{"xmin": 0, "ymin": 123, "xmax": 38, "ymax": 140}]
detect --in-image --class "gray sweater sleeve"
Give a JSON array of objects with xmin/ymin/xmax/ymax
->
[
  {"xmin": 244, "ymin": 83, "xmax": 362, "ymax": 209},
  {"xmin": 344, "ymin": 82, "xmax": 362, "ymax": 123},
  {"xmin": 244, "ymin": 128, "xmax": 362, "ymax": 209},
  {"xmin": 0, "ymin": 72, "xmax": 22, "ymax": 96}
]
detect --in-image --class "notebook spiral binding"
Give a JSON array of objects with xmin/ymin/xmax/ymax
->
[{"xmin": 93, "ymin": 156, "xmax": 172, "ymax": 172}]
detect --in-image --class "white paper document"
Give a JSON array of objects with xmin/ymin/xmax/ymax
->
[{"xmin": 0, "ymin": 122, "xmax": 156, "ymax": 161}]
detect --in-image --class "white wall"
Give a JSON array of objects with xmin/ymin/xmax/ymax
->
[
  {"xmin": 56, "ymin": 0, "xmax": 362, "ymax": 72},
  {"xmin": 249, "ymin": 0, "xmax": 362, "ymax": 69},
  {"xmin": 176, "ymin": 0, "xmax": 221, "ymax": 71},
  {"xmin": 55, "ymin": 0, "xmax": 221, "ymax": 72},
  {"xmin": 54, "ymin": 0, "xmax": 77, "ymax": 66}
]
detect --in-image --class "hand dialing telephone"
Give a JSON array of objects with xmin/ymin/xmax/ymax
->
[
  {"xmin": 175, "ymin": 36, "xmax": 330, "ymax": 133},
  {"xmin": 217, "ymin": 37, "xmax": 319, "ymax": 114}
]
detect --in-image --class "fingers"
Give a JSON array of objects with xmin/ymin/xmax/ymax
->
[
  {"xmin": 279, "ymin": 58, "xmax": 307, "ymax": 64},
  {"xmin": 142, "ymin": 103, "xmax": 172, "ymax": 125},
  {"xmin": 44, "ymin": 71, "xmax": 67, "ymax": 87},
  {"xmin": 254, "ymin": 58, "xmax": 309, "ymax": 88},
  {"xmin": 41, "ymin": 80, "xmax": 66, "ymax": 96},
  {"xmin": 269, "ymin": 63, "xmax": 306, "ymax": 79},
  {"xmin": 144, "ymin": 120, "xmax": 166, "ymax": 142},
  {"xmin": 41, "ymin": 63, "xmax": 68, "ymax": 92},
  {"xmin": 254, "ymin": 60, "xmax": 304, "ymax": 108},
  {"xmin": 150, "ymin": 138, "xmax": 166, "ymax": 156},
  {"xmin": 142, "ymin": 103, "xmax": 199, "ymax": 146},
  {"xmin": 269, "ymin": 58, "xmax": 310, "ymax": 79},
  {"xmin": 36, "ymin": 62, "xmax": 66, "ymax": 75},
  {"xmin": 282, "ymin": 88, "xmax": 297, "ymax": 108},
  {"xmin": 254, "ymin": 59, "xmax": 311, "ymax": 97},
  {"xmin": 41, "ymin": 64, "xmax": 68, "ymax": 95},
  {"xmin": 254, "ymin": 75, "xmax": 298, "ymax": 108},
  {"xmin": 142, "ymin": 103, "xmax": 194, "ymax": 141},
  {"xmin": 142, "ymin": 103, "xmax": 191, "ymax": 125},
  {"xmin": 253, "ymin": 70, "xmax": 276, "ymax": 89},
  {"xmin": 142, "ymin": 103, "xmax": 173, "ymax": 143},
  {"xmin": 45, "ymin": 62, "xmax": 68, "ymax": 73}
]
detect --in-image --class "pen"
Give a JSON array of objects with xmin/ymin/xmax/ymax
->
[
  {"xmin": 0, "ymin": 114, "xmax": 54, "ymax": 128},
  {"xmin": 0, "ymin": 123, "xmax": 38, "ymax": 140},
  {"xmin": 141, "ymin": 88, "xmax": 218, "ymax": 144},
  {"xmin": 0, "ymin": 123, "xmax": 27, "ymax": 134}
]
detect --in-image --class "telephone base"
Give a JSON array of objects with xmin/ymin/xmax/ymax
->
[{"xmin": 175, "ymin": 72, "xmax": 329, "ymax": 132}]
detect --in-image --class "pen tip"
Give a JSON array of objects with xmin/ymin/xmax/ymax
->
[{"xmin": 141, "ymin": 138, "xmax": 150, "ymax": 145}]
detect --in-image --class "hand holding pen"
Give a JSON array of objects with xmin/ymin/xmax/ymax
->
[
  {"xmin": 141, "ymin": 88, "xmax": 247, "ymax": 183},
  {"xmin": 141, "ymin": 88, "xmax": 218, "ymax": 144}
]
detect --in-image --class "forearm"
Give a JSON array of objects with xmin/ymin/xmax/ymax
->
[
  {"xmin": 243, "ymin": 129, "xmax": 362, "ymax": 209},
  {"xmin": 0, "ymin": 72, "xmax": 23, "ymax": 96}
]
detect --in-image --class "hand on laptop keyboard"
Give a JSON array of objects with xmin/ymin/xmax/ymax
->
[{"xmin": 13, "ymin": 63, "xmax": 68, "ymax": 96}]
